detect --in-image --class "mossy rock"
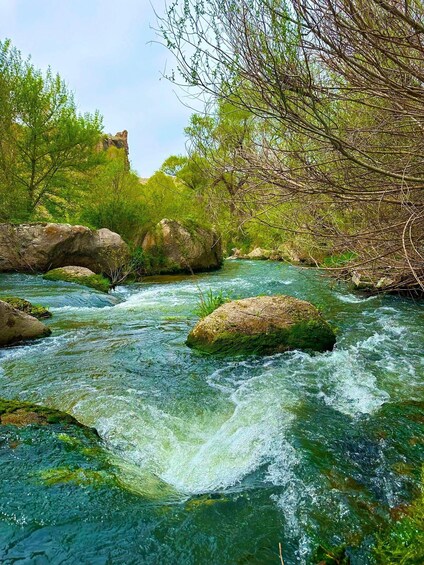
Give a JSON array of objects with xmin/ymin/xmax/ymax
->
[
  {"xmin": 1, "ymin": 296, "xmax": 52, "ymax": 319},
  {"xmin": 141, "ymin": 218, "xmax": 223, "ymax": 275},
  {"xmin": 0, "ymin": 397, "xmax": 98, "ymax": 434},
  {"xmin": 187, "ymin": 295, "xmax": 336, "ymax": 355},
  {"xmin": 43, "ymin": 266, "xmax": 111, "ymax": 292},
  {"xmin": 0, "ymin": 300, "xmax": 51, "ymax": 346}
]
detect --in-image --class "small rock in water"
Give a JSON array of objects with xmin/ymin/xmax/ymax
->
[{"xmin": 43, "ymin": 266, "xmax": 111, "ymax": 292}]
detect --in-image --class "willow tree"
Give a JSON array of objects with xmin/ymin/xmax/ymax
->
[
  {"xmin": 160, "ymin": 0, "xmax": 424, "ymax": 293},
  {"xmin": 0, "ymin": 40, "xmax": 103, "ymax": 221}
]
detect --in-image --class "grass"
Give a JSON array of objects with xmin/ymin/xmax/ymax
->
[{"xmin": 194, "ymin": 289, "xmax": 232, "ymax": 319}]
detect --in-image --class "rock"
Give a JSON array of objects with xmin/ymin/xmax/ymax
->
[
  {"xmin": 278, "ymin": 243, "xmax": 314, "ymax": 264},
  {"xmin": 0, "ymin": 397, "xmax": 98, "ymax": 432},
  {"xmin": 43, "ymin": 266, "xmax": 111, "ymax": 292},
  {"xmin": 246, "ymin": 247, "xmax": 272, "ymax": 260},
  {"xmin": 0, "ymin": 300, "xmax": 51, "ymax": 347},
  {"xmin": 141, "ymin": 219, "xmax": 223, "ymax": 274},
  {"xmin": 0, "ymin": 296, "xmax": 51, "ymax": 319},
  {"xmin": 0, "ymin": 223, "xmax": 129, "ymax": 274},
  {"xmin": 268, "ymin": 251, "xmax": 283, "ymax": 261},
  {"xmin": 227, "ymin": 248, "xmax": 243, "ymax": 259},
  {"xmin": 100, "ymin": 130, "xmax": 130, "ymax": 168},
  {"xmin": 187, "ymin": 295, "xmax": 336, "ymax": 355}
]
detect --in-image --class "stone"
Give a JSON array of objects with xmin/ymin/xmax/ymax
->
[
  {"xmin": 246, "ymin": 247, "xmax": 273, "ymax": 260},
  {"xmin": 0, "ymin": 296, "xmax": 51, "ymax": 319},
  {"xmin": 141, "ymin": 219, "xmax": 223, "ymax": 274},
  {"xmin": 0, "ymin": 223, "xmax": 129, "ymax": 274},
  {"xmin": 187, "ymin": 294, "xmax": 336, "ymax": 355},
  {"xmin": 0, "ymin": 300, "xmax": 51, "ymax": 347},
  {"xmin": 100, "ymin": 130, "xmax": 130, "ymax": 168},
  {"xmin": 43, "ymin": 266, "xmax": 111, "ymax": 292},
  {"xmin": 0, "ymin": 397, "xmax": 99, "ymax": 432}
]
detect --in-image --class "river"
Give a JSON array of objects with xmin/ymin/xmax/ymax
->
[{"xmin": 0, "ymin": 260, "xmax": 423, "ymax": 564}]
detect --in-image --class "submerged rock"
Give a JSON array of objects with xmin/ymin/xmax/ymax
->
[
  {"xmin": 0, "ymin": 299, "xmax": 51, "ymax": 346},
  {"xmin": 0, "ymin": 296, "xmax": 51, "ymax": 319},
  {"xmin": 43, "ymin": 266, "xmax": 111, "ymax": 292},
  {"xmin": 0, "ymin": 397, "xmax": 98, "ymax": 433},
  {"xmin": 0, "ymin": 222, "xmax": 129, "ymax": 274},
  {"xmin": 187, "ymin": 295, "xmax": 336, "ymax": 355},
  {"xmin": 141, "ymin": 219, "xmax": 223, "ymax": 274}
]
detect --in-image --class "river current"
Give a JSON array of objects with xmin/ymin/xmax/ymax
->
[{"xmin": 0, "ymin": 260, "xmax": 423, "ymax": 564}]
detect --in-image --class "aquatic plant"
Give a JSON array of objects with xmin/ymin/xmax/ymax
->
[
  {"xmin": 374, "ymin": 471, "xmax": 424, "ymax": 564},
  {"xmin": 194, "ymin": 288, "xmax": 231, "ymax": 318}
]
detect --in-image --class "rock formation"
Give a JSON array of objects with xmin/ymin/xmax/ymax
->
[
  {"xmin": 0, "ymin": 223, "xmax": 129, "ymax": 274},
  {"xmin": 100, "ymin": 130, "xmax": 130, "ymax": 168}
]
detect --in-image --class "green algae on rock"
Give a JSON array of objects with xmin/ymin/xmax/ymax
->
[
  {"xmin": 0, "ymin": 398, "xmax": 98, "ymax": 433},
  {"xmin": 43, "ymin": 266, "xmax": 111, "ymax": 292},
  {"xmin": 1, "ymin": 296, "xmax": 52, "ymax": 319},
  {"xmin": 186, "ymin": 295, "xmax": 336, "ymax": 355}
]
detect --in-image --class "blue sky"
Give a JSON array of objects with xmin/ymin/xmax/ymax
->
[{"xmin": 0, "ymin": 0, "xmax": 194, "ymax": 176}]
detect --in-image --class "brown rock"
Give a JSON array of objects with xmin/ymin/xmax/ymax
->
[
  {"xmin": 0, "ymin": 223, "xmax": 129, "ymax": 274},
  {"xmin": 247, "ymin": 247, "xmax": 272, "ymax": 260},
  {"xmin": 0, "ymin": 300, "xmax": 51, "ymax": 347},
  {"xmin": 187, "ymin": 295, "xmax": 336, "ymax": 355},
  {"xmin": 142, "ymin": 219, "xmax": 223, "ymax": 274}
]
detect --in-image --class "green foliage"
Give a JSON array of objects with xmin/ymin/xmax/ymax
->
[
  {"xmin": 0, "ymin": 39, "xmax": 103, "ymax": 222},
  {"xmin": 43, "ymin": 269, "xmax": 111, "ymax": 293},
  {"xmin": 127, "ymin": 246, "xmax": 173, "ymax": 277},
  {"xmin": 79, "ymin": 155, "xmax": 146, "ymax": 242},
  {"xmin": 0, "ymin": 296, "xmax": 51, "ymax": 319},
  {"xmin": 194, "ymin": 289, "xmax": 232, "ymax": 318},
  {"xmin": 321, "ymin": 252, "xmax": 357, "ymax": 268}
]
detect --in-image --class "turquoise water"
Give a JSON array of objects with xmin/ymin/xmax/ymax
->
[{"xmin": 0, "ymin": 260, "xmax": 423, "ymax": 564}]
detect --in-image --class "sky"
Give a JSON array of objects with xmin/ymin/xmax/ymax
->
[{"xmin": 0, "ymin": 0, "xmax": 195, "ymax": 177}]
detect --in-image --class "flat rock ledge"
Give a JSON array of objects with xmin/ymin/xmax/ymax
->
[
  {"xmin": 186, "ymin": 295, "xmax": 336, "ymax": 355},
  {"xmin": 43, "ymin": 266, "xmax": 111, "ymax": 292},
  {"xmin": 0, "ymin": 299, "xmax": 51, "ymax": 347}
]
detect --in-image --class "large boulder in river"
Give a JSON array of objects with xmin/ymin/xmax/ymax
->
[
  {"xmin": 142, "ymin": 219, "xmax": 223, "ymax": 274},
  {"xmin": 187, "ymin": 295, "xmax": 336, "ymax": 355},
  {"xmin": 0, "ymin": 223, "xmax": 129, "ymax": 274},
  {"xmin": 0, "ymin": 300, "xmax": 51, "ymax": 347}
]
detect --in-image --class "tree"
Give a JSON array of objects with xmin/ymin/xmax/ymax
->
[
  {"xmin": 0, "ymin": 40, "xmax": 103, "ymax": 221},
  {"xmin": 160, "ymin": 0, "xmax": 424, "ymax": 293}
]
